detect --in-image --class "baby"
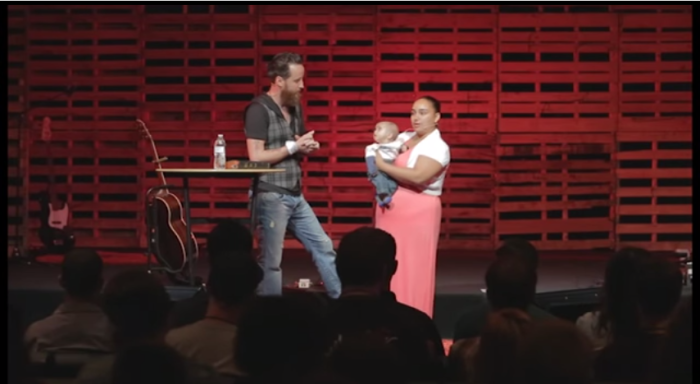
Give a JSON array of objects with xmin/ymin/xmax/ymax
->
[{"xmin": 365, "ymin": 121, "xmax": 406, "ymax": 207}]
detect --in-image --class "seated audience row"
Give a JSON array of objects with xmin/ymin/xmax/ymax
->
[{"xmin": 12, "ymin": 220, "xmax": 691, "ymax": 384}]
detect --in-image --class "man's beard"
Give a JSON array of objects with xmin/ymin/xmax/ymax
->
[{"xmin": 281, "ymin": 88, "xmax": 301, "ymax": 106}]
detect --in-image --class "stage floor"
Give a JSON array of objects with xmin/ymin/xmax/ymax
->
[
  {"xmin": 8, "ymin": 250, "xmax": 610, "ymax": 294},
  {"xmin": 7, "ymin": 249, "xmax": 692, "ymax": 341}
]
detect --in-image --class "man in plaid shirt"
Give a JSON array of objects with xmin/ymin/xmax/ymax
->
[{"xmin": 244, "ymin": 52, "xmax": 341, "ymax": 299}]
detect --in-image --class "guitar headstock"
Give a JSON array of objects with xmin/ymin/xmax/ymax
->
[
  {"xmin": 40, "ymin": 116, "xmax": 52, "ymax": 143},
  {"xmin": 135, "ymin": 119, "xmax": 152, "ymax": 141}
]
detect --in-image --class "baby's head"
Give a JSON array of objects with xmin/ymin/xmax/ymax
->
[{"xmin": 373, "ymin": 121, "xmax": 399, "ymax": 144}]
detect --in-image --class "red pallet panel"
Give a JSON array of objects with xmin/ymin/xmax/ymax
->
[
  {"xmin": 377, "ymin": 5, "xmax": 499, "ymax": 135},
  {"xmin": 495, "ymin": 133, "xmax": 615, "ymax": 250},
  {"xmin": 140, "ymin": 6, "xmax": 259, "ymax": 131},
  {"xmin": 611, "ymin": 4, "xmax": 692, "ymax": 14},
  {"xmin": 440, "ymin": 133, "xmax": 496, "ymax": 249},
  {"xmin": 25, "ymin": 5, "xmax": 142, "ymax": 130},
  {"xmin": 8, "ymin": 5, "xmax": 28, "ymax": 250},
  {"xmin": 617, "ymin": 12, "xmax": 692, "ymax": 132},
  {"xmin": 498, "ymin": 13, "xmax": 619, "ymax": 134},
  {"xmin": 615, "ymin": 131, "xmax": 692, "ymax": 251},
  {"xmin": 13, "ymin": 5, "xmax": 693, "ymax": 253}
]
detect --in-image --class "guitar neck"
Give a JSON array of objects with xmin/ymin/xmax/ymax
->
[{"xmin": 149, "ymin": 136, "xmax": 169, "ymax": 189}]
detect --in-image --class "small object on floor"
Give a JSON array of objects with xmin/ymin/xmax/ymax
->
[{"xmin": 298, "ymin": 278, "xmax": 311, "ymax": 289}]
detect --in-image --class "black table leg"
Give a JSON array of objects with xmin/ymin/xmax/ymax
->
[
  {"xmin": 249, "ymin": 175, "xmax": 259, "ymax": 236},
  {"xmin": 182, "ymin": 176, "xmax": 194, "ymax": 286}
]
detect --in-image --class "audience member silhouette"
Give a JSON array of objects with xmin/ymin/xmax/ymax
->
[
  {"xmin": 595, "ymin": 253, "xmax": 683, "ymax": 382},
  {"xmin": 24, "ymin": 249, "xmax": 112, "ymax": 363},
  {"xmin": 326, "ymin": 226, "xmax": 445, "ymax": 383},
  {"xmin": 167, "ymin": 256, "xmax": 262, "ymax": 377},
  {"xmin": 111, "ymin": 343, "xmax": 188, "ymax": 384},
  {"xmin": 453, "ymin": 238, "xmax": 553, "ymax": 342},
  {"xmin": 449, "ymin": 255, "xmax": 538, "ymax": 381},
  {"xmin": 75, "ymin": 269, "xmax": 224, "ymax": 384},
  {"xmin": 169, "ymin": 219, "xmax": 255, "ymax": 328},
  {"xmin": 234, "ymin": 295, "xmax": 329, "ymax": 384},
  {"xmin": 649, "ymin": 297, "xmax": 692, "ymax": 384},
  {"xmin": 576, "ymin": 246, "xmax": 653, "ymax": 350},
  {"xmin": 472, "ymin": 309, "xmax": 532, "ymax": 384},
  {"xmin": 516, "ymin": 318, "xmax": 594, "ymax": 384}
]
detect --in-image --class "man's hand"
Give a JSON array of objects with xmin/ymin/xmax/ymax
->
[
  {"xmin": 295, "ymin": 132, "xmax": 320, "ymax": 154},
  {"xmin": 295, "ymin": 131, "xmax": 315, "ymax": 148}
]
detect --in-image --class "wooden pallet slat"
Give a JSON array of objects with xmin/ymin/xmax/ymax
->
[
  {"xmin": 10, "ymin": 5, "xmax": 693, "ymax": 253},
  {"xmin": 615, "ymin": 130, "xmax": 692, "ymax": 251}
]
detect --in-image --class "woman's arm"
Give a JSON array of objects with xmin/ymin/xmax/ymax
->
[{"xmin": 376, "ymin": 154, "xmax": 444, "ymax": 185}]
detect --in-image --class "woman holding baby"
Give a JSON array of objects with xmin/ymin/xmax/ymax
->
[{"xmin": 374, "ymin": 95, "xmax": 450, "ymax": 318}]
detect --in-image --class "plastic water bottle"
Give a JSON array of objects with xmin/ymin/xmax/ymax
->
[{"xmin": 213, "ymin": 134, "xmax": 226, "ymax": 169}]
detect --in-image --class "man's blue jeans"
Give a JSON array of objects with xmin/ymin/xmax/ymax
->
[{"xmin": 253, "ymin": 191, "xmax": 341, "ymax": 299}]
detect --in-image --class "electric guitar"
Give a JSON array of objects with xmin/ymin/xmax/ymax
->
[
  {"xmin": 37, "ymin": 116, "xmax": 75, "ymax": 252},
  {"xmin": 137, "ymin": 119, "xmax": 198, "ymax": 275}
]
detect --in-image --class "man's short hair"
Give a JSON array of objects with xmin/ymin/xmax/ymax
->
[
  {"xmin": 336, "ymin": 227, "xmax": 396, "ymax": 287},
  {"xmin": 60, "ymin": 248, "xmax": 103, "ymax": 298},
  {"xmin": 102, "ymin": 269, "xmax": 172, "ymax": 340},
  {"xmin": 267, "ymin": 52, "xmax": 303, "ymax": 82},
  {"xmin": 207, "ymin": 256, "xmax": 263, "ymax": 307},
  {"xmin": 206, "ymin": 219, "xmax": 253, "ymax": 266},
  {"xmin": 485, "ymin": 257, "xmax": 537, "ymax": 310},
  {"xmin": 496, "ymin": 238, "xmax": 539, "ymax": 270}
]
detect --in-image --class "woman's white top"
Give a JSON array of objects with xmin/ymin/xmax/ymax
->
[{"xmin": 397, "ymin": 129, "xmax": 450, "ymax": 196}]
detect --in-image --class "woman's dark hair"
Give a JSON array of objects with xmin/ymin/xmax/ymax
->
[
  {"xmin": 418, "ymin": 95, "xmax": 441, "ymax": 114},
  {"xmin": 596, "ymin": 247, "xmax": 652, "ymax": 339}
]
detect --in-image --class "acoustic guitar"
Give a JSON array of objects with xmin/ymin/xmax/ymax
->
[
  {"xmin": 37, "ymin": 116, "xmax": 75, "ymax": 253},
  {"xmin": 137, "ymin": 119, "xmax": 198, "ymax": 275}
]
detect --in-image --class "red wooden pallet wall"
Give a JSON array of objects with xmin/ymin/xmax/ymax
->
[{"xmin": 7, "ymin": 4, "xmax": 692, "ymax": 254}]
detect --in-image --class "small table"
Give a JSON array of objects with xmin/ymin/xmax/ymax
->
[{"xmin": 155, "ymin": 167, "xmax": 285, "ymax": 286}]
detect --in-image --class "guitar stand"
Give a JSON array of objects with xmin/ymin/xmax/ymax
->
[{"xmin": 145, "ymin": 185, "xmax": 201, "ymax": 287}]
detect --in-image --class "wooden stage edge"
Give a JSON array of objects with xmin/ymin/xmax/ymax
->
[{"xmin": 16, "ymin": 247, "xmax": 687, "ymax": 263}]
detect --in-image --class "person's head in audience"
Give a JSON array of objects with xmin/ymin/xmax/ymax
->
[
  {"xmin": 206, "ymin": 219, "xmax": 253, "ymax": 265},
  {"xmin": 111, "ymin": 342, "xmax": 187, "ymax": 384},
  {"xmin": 650, "ymin": 298, "xmax": 692, "ymax": 384},
  {"xmin": 205, "ymin": 256, "xmax": 263, "ymax": 321},
  {"xmin": 496, "ymin": 238, "xmax": 539, "ymax": 270},
  {"xmin": 485, "ymin": 257, "xmax": 537, "ymax": 311},
  {"xmin": 234, "ymin": 296, "xmax": 329, "ymax": 381},
  {"xmin": 102, "ymin": 269, "xmax": 171, "ymax": 348},
  {"xmin": 474, "ymin": 309, "xmax": 532, "ymax": 384},
  {"xmin": 634, "ymin": 254, "xmax": 683, "ymax": 329},
  {"xmin": 336, "ymin": 226, "xmax": 397, "ymax": 294},
  {"xmin": 597, "ymin": 247, "xmax": 652, "ymax": 339},
  {"xmin": 516, "ymin": 318, "xmax": 594, "ymax": 384},
  {"xmin": 59, "ymin": 248, "xmax": 104, "ymax": 302}
]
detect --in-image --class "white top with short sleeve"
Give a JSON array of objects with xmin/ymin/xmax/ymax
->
[{"xmin": 396, "ymin": 129, "xmax": 450, "ymax": 196}]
